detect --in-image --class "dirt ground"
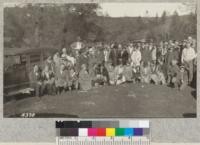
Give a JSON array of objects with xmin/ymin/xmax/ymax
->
[{"xmin": 4, "ymin": 83, "xmax": 196, "ymax": 118}]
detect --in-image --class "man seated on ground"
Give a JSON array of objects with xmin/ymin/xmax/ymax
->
[
  {"xmin": 123, "ymin": 63, "xmax": 133, "ymax": 83},
  {"xmin": 68, "ymin": 67, "xmax": 79, "ymax": 91},
  {"xmin": 29, "ymin": 65, "xmax": 43, "ymax": 97},
  {"xmin": 55, "ymin": 64, "xmax": 69, "ymax": 94},
  {"xmin": 167, "ymin": 59, "xmax": 186, "ymax": 90},
  {"xmin": 140, "ymin": 61, "xmax": 151, "ymax": 84},
  {"xmin": 105, "ymin": 61, "xmax": 115, "ymax": 85},
  {"xmin": 132, "ymin": 66, "xmax": 141, "ymax": 83},
  {"xmin": 90, "ymin": 63, "xmax": 108, "ymax": 87},
  {"xmin": 42, "ymin": 65, "xmax": 56, "ymax": 95},
  {"xmin": 151, "ymin": 67, "xmax": 166, "ymax": 85},
  {"xmin": 79, "ymin": 64, "xmax": 92, "ymax": 91},
  {"xmin": 100, "ymin": 62, "xmax": 109, "ymax": 85},
  {"xmin": 114, "ymin": 59, "xmax": 126, "ymax": 85}
]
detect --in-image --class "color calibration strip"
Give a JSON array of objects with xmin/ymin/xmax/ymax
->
[
  {"xmin": 58, "ymin": 128, "xmax": 146, "ymax": 137},
  {"xmin": 56, "ymin": 121, "xmax": 150, "ymax": 145}
]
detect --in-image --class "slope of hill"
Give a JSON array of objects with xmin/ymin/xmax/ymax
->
[{"xmin": 4, "ymin": 6, "xmax": 196, "ymax": 49}]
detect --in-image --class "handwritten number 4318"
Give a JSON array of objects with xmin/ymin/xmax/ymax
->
[{"xmin": 20, "ymin": 113, "xmax": 36, "ymax": 118}]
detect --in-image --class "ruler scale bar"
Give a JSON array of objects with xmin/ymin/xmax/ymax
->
[
  {"xmin": 57, "ymin": 138, "xmax": 150, "ymax": 145},
  {"xmin": 56, "ymin": 121, "xmax": 150, "ymax": 145}
]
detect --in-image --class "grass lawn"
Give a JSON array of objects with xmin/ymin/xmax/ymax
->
[{"xmin": 4, "ymin": 83, "xmax": 196, "ymax": 118}]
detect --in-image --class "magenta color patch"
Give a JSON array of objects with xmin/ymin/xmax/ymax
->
[{"xmin": 88, "ymin": 128, "xmax": 97, "ymax": 136}]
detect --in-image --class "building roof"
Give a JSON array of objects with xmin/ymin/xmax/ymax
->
[{"xmin": 4, "ymin": 47, "xmax": 58, "ymax": 56}]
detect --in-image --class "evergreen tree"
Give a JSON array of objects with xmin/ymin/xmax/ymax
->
[{"xmin": 161, "ymin": 11, "xmax": 167, "ymax": 23}]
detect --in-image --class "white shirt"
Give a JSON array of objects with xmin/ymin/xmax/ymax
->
[
  {"xmin": 128, "ymin": 46, "xmax": 134, "ymax": 55},
  {"xmin": 182, "ymin": 47, "xmax": 196, "ymax": 62},
  {"xmin": 130, "ymin": 50, "xmax": 141, "ymax": 66},
  {"xmin": 104, "ymin": 49, "xmax": 110, "ymax": 62},
  {"xmin": 151, "ymin": 48, "xmax": 157, "ymax": 61},
  {"xmin": 61, "ymin": 54, "xmax": 76, "ymax": 65}
]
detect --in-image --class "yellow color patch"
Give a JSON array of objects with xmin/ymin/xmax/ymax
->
[{"xmin": 106, "ymin": 128, "xmax": 115, "ymax": 136}]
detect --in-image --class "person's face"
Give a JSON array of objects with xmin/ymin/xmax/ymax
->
[
  {"xmin": 56, "ymin": 52, "xmax": 60, "ymax": 57},
  {"xmin": 54, "ymin": 53, "xmax": 59, "ymax": 59},
  {"xmin": 172, "ymin": 60, "xmax": 177, "ymax": 66},
  {"xmin": 71, "ymin": 69, "xmax": 75, "ymax": 73},
  {"xmin": 61, "ymin": 65, "xmax": 65, "ymax": 70},
  {"xmin": 118, "ymin": 44, "xmax": 122, "ymax": 49},
  {"xmin": 45, "ymin": 66, "xmax": 49, "ymax": 71},
  {"xmin": 142, "ymin": 43, "xmax": 145, "ymax": 48},
  {"xmin": 62, "ymin": 48, "xmax": 67, "ymax": 53},
  {"xmin": 91, "ymin": 48, "xmax": 95, "ymax": 55},
  {"xmin": 187, "ymin": 43, "xmax": 191, "ymax": 48},
  {"xmin": 180, "ymin": 68, "xmax": 184, "ymax": 72},
  {"xmin": 94, "ymin": 64, "xmax": 98, "ymax": 69},
  {"xmin": 136, "ymin": 67, "xmax": 140, "ymax": 72},
  {"xmin": 188, "ymin": 36, "xmax": 192, "ymax": 42},
  {"xmin": 159, "ymin": 60, "xmax": 163, "ymax": 65},
  {"xmin": 175, "ymin": 41, "xmax": 179, "ymax": 46},
  {"xmin": 48, "ymin": 56, "xmax": 52, "ymax": 61},
  {"xmin": 82, "ymin": 64, "xmax": 86, "ymax": 70},
  {"xmin": 169, "ymin": 47, "xmax": 173, "ymax": 52},
  {"xmin": 75, "ymin": 50, "xmax": 80, "ymax": 56},
  {"xmin": 34, "ymin": 66, "xmax": 39, "ymax": 72}
]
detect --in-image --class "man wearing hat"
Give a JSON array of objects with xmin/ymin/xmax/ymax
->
[{"xmin": 181, "ymin": 42, "xmax": 197, "ymax": 85}]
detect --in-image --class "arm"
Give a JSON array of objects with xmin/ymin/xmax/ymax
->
[{"xmin": 181, "ymin": 49, "xmax": 184, "ymax": 63}]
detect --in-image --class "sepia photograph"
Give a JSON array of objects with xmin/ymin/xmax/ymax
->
[{"xmin": 3, "ymin": 1, "xmax": 197, "ymax": 118}]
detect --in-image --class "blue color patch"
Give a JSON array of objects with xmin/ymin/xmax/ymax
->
[{"xmin": 124, "ymin": 128, "xmax": 134, "ymax": 136}]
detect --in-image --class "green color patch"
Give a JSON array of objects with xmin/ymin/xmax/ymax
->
[{"xmin": 115, "ymin": 128, "xmax": 124, "ymax": 136}]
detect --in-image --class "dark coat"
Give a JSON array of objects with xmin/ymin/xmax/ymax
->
[
  {"xmin": 29, "ymin": 70, "xmax": 43, "ymax": 88},
  {"xmin": 109, "ymin": 49, "xmax": 119, "ymax": 66},
  {"xmin": 118, "ymin": 49, "xmax": 129, "ymax": 65},
  {"xmin": 55, "ymin": 69, "xmax": 70, "ymax": 87}
]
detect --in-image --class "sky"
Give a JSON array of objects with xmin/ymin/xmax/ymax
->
[
  {"xmin": 98, "ymin": 2, "xmax": 195, "ymax": 17},
  {"xmin": 4, "ymin": 2, "xmax": 195, "ymax": 17}
]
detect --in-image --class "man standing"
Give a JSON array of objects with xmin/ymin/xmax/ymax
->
[
  {"xmin": 181, "ymin": 42, "xmax": 197, "ymax": 84},
  {"xmin": 29, "ymin": 65, "xmax": 43, "ymax": 97},
  {"xmin": 109, "ymin": 44, "xmax": 119, "ymax": 67},
  {"xmin": 130, "ymin": 47, "xmax": 141, "ymax": 68},
  {"xmin": 118, "ymin": 44, "xmax": 129, "ymax": 65}
]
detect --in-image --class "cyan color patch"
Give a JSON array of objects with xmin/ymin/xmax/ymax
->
[{"xmin": 124, "ymin": 128, "xmax": 134, "ymax": 136}]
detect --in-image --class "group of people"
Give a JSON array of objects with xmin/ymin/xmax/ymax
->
[{"xmin": 29, "ymin": 36, "xmax": 197, "ymax": 97}]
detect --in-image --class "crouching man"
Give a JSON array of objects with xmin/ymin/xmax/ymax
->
[
  {"xmin": 42, "ymin": 65, "xmax": 56, "ymax": 95},
  {"xmin": 55, "ymin": 64, "xmax": 69, "ymax": 94},
  {"xmin": 168, "ymin": 59, "xmax": 187, "ymax": 90}
]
